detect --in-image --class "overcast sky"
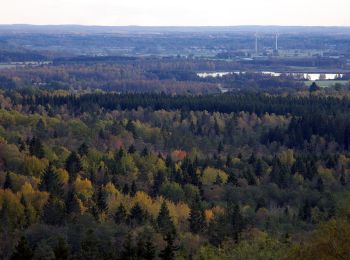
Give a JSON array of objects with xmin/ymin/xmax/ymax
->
[{"xmin": 1, "ymin": 0, "xmax": 349, "ymax": 26}]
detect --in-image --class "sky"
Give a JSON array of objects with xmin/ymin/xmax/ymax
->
[{"xmin": 1, "ymin": 0, "xmax": 349, "ymax": 26}]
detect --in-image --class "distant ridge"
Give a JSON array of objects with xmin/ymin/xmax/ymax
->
[{"xmin": 1, "ymin": 24, "xmax": 350, "ymax": 34}]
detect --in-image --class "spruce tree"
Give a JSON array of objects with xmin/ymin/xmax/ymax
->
[
  {"xmin": 189, "ymin": 200, "xmax": 205, "ymax": 234},
  {"xmin": 143, "ymin": 236, "xmax": 156, "ymax": 260},
  {"xmin": 65, "ymin": 151, "xmax": 82, "ymax": 183},
  {"xmin": 229, "ymin": 204, "xmax": 244, "ymax": 242},
  {"xmin": 10, "ymin": 236, "xmax": 34, "ymax": 260},
  {"xmin": 152, "ymin": 171, "xmax": 165, "ymax": 197},
  {"xmin": 157, "ymin": 202, "xmax": 176, "ymax": 236},
  {"xmin": 81, "ymin": 229, "xmax": 100, "ymax": 260},
  {"xmin": 39, "ymin": 164, "xmax": 64, "ymax": 198},
  {"xmin": 96, "ymin": 186, "xmax": 108, "ymax": 214},
  {"xmin": 66, "ymin": 189, "xmax": 82, "ymax": 218},
  {"xmin": 128, "ymin": 145, "xmax": 136, "ymax": 154},
  {"xmin": 29, "ymin": 137, "xmax": 45, "ymax": 159},
  {"xmin": 78, "ymin": 143, "xmax": 89, "ymax": 156},
  {"xmin": 120, "ymin": 233, "xmax": 136, "ymax": 259},
  {"xmin": 130, "ymin": 181, "xmax": 137, "ymax": 197},
  {"xmin": 114, "ymin": 203, "xmax": 127, "ymax": 224},
  {"xmin": 3, "ymin": 172, "xmax": 13, "ymax": 190},
  {"xmin": 159, "ymin": 233, "xmax": 178, "ymax": 260},
  {"xmin": 54, "ymin": 237, "xmax": 70, "ymax": 260},
  {"xmin": 129, "ymin": 203, "xmax": 145, "ymax": 226},
  {"xmin": 42, "ymin": 195, "xmax": 66, "ymax": 226}
]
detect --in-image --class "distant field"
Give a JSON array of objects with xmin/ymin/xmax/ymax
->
[{"xmin": 304, "ymin": 80, "xmax": 348, "ymax": 87}]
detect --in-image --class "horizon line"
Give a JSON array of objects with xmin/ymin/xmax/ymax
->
[{"xmin": 1, "ymin": 24, "xmax": 350, "ymax": 28}]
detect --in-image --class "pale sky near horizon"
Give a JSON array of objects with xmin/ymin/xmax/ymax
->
[{"xmin": 1, "ymin": 0, "xmax": 349, "ymax": 26}]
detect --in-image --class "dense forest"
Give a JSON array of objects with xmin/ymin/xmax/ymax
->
[
  {"xmin": 0, "ymin": 25, "xmax": 350, "ymax": 258},
  {"xmin": 0, "ymin": 86, "xmax": 350, "ymax": 259}
]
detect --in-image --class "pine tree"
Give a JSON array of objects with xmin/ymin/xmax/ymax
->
[
  {"xmin": 217, "ymin": 141, "xmax": 224, "ymax": 154},
  {"xmin": 225, "ymin": 154, "xmax": 233, "ymax": 168},
  {"xmin": 157, "ymin": 202, "xmax": 176, "ymax": 236},
  {"xmin": 340, "ymin": 167, "xmax": 347, "ymax": 186},
  {"xmin": 66, "ymin": 189, "xmax": 82, "ymax": 218},
  {"xmin": 121, "ymin": 233, "xmax": 136, "ymax": 259},
  {"xmin": 299, "ymin": 200, "xmax": 312, "ymax": 222},
  {"xmin": 189, "ymin": 200, "xmax": 205, "ymax": 234},
  {"xmin": 10, "ymin": 236, "xmax": 34, "ymax": 260},
  {"xmin": 3, "ymin": 172, "xmax": 13, "ymax": 190},
  {"xmin": 114, "ymin": 203, "xmax": 127, "ymax": 224},
  {"xmin": 159, "ymin": 233, "xmax": 178, "ymax": 260},
  {"xmin": 42, "ymin": 195, "xmax": 66, "ymax": 226},
  {"xmin": 96, "ymin": 186, "xmax": 108, "ymax": 214},
  {"xmin": 81, "ymin": 229, "xmax": 100, "ymax": 260},
  {"xmin": 229, "ymin": 204, "xmax": 244, "ymax": 242},
  {"xmin": 65, "ymin": 151, "xmax": 82, "ymax": 183},
  {"xmin": 29, "ymin": 137, "xmax": 45, "ymax": 159},
  {"xmin": 39, "ymin": 164, "xmax": 64, "ymax": 197},
  {"xmin": 141, "ymin": 147, "xmax": 149, "ymax": 157},
  {"xmin": 130, "ymin": 181, "xmax": 137, "ymax": 197},
  {"xmin": 78, "ymin": 143, "xmax": 89, "ymax": 156},
  {"xmin": 316, "ymin": 177, "xmax": 324, "ymax": 192},
  {"xmin": 128, "ymin": 145, "xmax": 136, "ymax": 154},
  {"xmin": 214, "ymin": 174, "xmax": 223, "ymax": 185},
  {"xmin": 129, "ymin": 203, "xmax": 145, "ymax": 226},
  {"xmin": 122, "ymin": 184, "xmax": 129, "ymax": 195},
  {"xmin": 54, "ymin": 237, "xmax": 70, "ymax": 260},
  {"xmin": 20, "ymin": 195, "xmax": 36, "ymax": 228},
  {"xmin": 143, "ymin": 236, "xmax": 156, "ymax": 260},
  {"xmin": 227, "ymin": 170, "xmax": 238, "ymax": 186},
  {"xmin": 152, "ymin": 171, "xmax": 165, "ymax": 197}
]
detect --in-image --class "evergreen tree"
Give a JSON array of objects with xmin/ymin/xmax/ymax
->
[
  {"xmin": 20, "ymin": 195, "xmax": 36, "ymax": 228},
  {"xmin": 141, "ymin": 147, "xmax": 149, "ymax": 157},
  {"xmin": 78, "ymin": 142, "xmax": 89, "ymax": 156},
  {"xmin": 309, "ymin": 82, "xmax": 320, "ymax": 92},
  {"xmin": 39, "ymin": 164, "xmax": 64, "ymax": 197},
  {"xmin": 217, "ymin": 141, "xmax": 224, "ymax": 153},
  {"xmin": 129, "ymin": 203, "xmax": 146, "ymax": 226},
  {"xmin": 157, "ymin": 202, "xmax": 176, "ymax": 236},
  {"xmin": 299, "ymin": 200, "xmax": 312, "ymax": 222},
  {"xmin": 54, "ymin": 237, "xmax": 70, "ymax": 260},
  {"xmin": 120, "ymin": 233, "xmax": 136, "ymax": 259},
  {"xmin": 316, "ymin": 177, "xmax": 324, "ymax": 192},
  {"xmin": 228, "ymin": 204, "xmax": 244, "ymax": 242},
  {"xmin": 159, "ymin": 233, "xmax": 178, "ymax": 260},
  {"xmin": 152, "ymin": 171, "xmax": 165, "ymax": 197},
  {"xmin": 66, "ymin": 189, "xmax": 82, "ymax": 218},
  {"xmin": 340, "ymin": 167, "xmax": 347, "ymax": 186},
  {"xmin": 225, "ymin": 154, "xmax": 233, "ymax": 168},
  {"xmin": 81, "ymin": 229, "xmax": 100, "ymax": 260},
  {"xmin": 114, "ymin": 203, "xmax": 127, "ymax": 224},
  {"xmin": 227, "ymin": 170, "xmax": 238, "ymax": 186},
  {"xmin": 42, "ymin": 195, "xmax": 66, "ymax": 226},
  {"xmin": 3, "ymin": 172, "xmax": 13, "ymax": 190},
  {"xmin": 65, "ymin": 151, "xmax": 82, "ymax": 183},
  {"xmin": 96, "ymin": 186, "xmax": 108, "ymax": 213},
  {"xmin": 10, "ymin": 236, "xmax": 34, "ymax": 260},
  {"xmin": 29, "ymin": 137, "xmax": 45, "ymax": 158},
  {"xmin": 143, "ymin": 236, "xmax": 156, "ymax": 260},
  {"xmin": 128, "ymin": 144, "xmax": 136, "ymax": 154},
  {"xmin": 189, "ymin": 200, "xmax": 205, "ymax": 234},
  {"xmin": 122, "ymin": 184, "xmax": 130, "ymax": 195},
  {"xmin": 130, "ymin": 181, "xmax": 137, "ymax": 197},
  {"xmin": 214, "ymin": 174, "xmax": 223, "ymax": 185}
]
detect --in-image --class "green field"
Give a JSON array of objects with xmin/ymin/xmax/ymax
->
[{"xmin": 304, "ymin": 80, "xmax": 348, "ymax": 87}]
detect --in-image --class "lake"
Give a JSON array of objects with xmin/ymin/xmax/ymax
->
[{"xmin": 197, "ymin": 71, "xmax": 344, "ymax": 81}]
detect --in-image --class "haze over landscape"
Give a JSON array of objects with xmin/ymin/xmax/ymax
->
[
  {"xmin": 1, "ymin": 0, "xmax": 350, "ymax": 26},
  {"xmin": 1, "ymin": 1, "xmax": 350, "ymax": 260}
]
